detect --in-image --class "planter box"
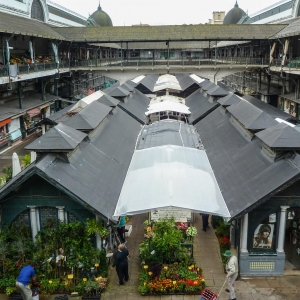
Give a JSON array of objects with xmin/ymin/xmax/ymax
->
[{"xmin": 125, "ymin": 225, "xmax": 132, "ymax": 237}]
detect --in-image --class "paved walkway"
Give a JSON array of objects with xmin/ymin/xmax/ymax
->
[{"xmin": 102, "ymin": 214, "xmax": 300, "ymax": 300}]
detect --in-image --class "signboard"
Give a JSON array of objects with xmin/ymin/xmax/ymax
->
[{"xmin": 150, "ymin": 208, "xmax": 192, "ymax": 222}]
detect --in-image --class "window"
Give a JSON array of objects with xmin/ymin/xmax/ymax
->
[
  {"xmin": 31, "ymin": 0, "xmax": 44, "ymax": 22},
  {"xmin": 40, "ymin": 207, "xmax": 57, "ymax": 229}
]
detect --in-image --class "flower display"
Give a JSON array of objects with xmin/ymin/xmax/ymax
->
[
  {"xmin": 138, "ymin": 217, "xmax": 204, "ymax": 295},
  {"xmin": 186, "ymin": 226, "xmax": 197, "ymax": 237}
]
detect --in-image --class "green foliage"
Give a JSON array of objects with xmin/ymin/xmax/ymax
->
[
  {"xmin": 0, "ymin": 221, "xmax": 109, "ymax": 296},
  {"xmin": 215, "ymin": 222, "xmax": 230, "ymax": 238},
  {"xmin": 2, "ymin": 166, "xmax": 12, "ymax": 182},
  {"xmin": 211, "ymin": 215, "xmax": 223, "ymax": 229},
  {"xmin": 20, "ymin": 154, "xmax": 31, "ymax": 169},
  {"xmin": 86, "ymin": 218, "xmax": 109, "ymax": 238}
]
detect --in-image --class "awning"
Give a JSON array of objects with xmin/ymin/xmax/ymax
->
[
  {"xmin": 113, "ymin": 145, "xmax": 230, "ymax": 218},
  {"xmin": 146, "ymin": 101, "xmax": 191, "ymax": 115},
  {"xmin": 0, "ymin": 118, "xmax": 12, "ymax": 127},
  {"xmin": 26, "ymin": 107, "xmax": 41, "ymax": 117}
]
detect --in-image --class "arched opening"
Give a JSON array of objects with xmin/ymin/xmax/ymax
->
[{"xmin": 31, "ymin": 0, "xmax": 44, "ymax": 22}]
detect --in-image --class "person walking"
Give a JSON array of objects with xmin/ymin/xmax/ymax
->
[
  {"xmin": 117, "ymin": 216, "xmax": 126, "ymax": 243},
  {"xmin": 111, "ymin": 244, "xmax": 129, "ymax": 285},
  {"xmin": 202, "ymin": 214, "xmax": 209, "ymax": 231},
  {"xmin": 224, "ymin": 250, "xmax": 238, "ymax": 300},
  {"xmin": 16, "ymin": 262, "xmax": 37, "ymax": 300}
]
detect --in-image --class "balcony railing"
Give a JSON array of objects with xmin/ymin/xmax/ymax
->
[
  {"xmin": 70, "ymin": 57, "xmax": 269, "ymax": 68},
  {"xmin": 0, "ymin": 57, "xmax": 270, "ymax": 80}
]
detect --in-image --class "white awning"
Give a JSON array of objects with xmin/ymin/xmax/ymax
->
[
  {"xmin": 153, "ymin": 74, "xmax": 182, "ymax": 92},
  {"xmin": 113, "ymin": 145, "xmax": 230, "ymax": 218},
  {"xmin": 145, "ymin": 101, "xmax": 191, "ymax": 115}
]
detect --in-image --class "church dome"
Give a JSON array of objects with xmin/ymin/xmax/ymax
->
[
  {"xmin": 90, "ymin": 3, "xmax": 113, "ymax": 26},
  {"xmin": 223, "ymin": 1, "xmax": 245, "ymax": 24}
]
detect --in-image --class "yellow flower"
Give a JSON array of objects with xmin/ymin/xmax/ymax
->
[
  {"xmin": 144, "ymin": 282, "xmax": 146, "ymax": 286},
  {"xmin": 188, "ymin": 266, "xmax": 192, "ymax": 270},
  {"xmin": 144, "ymin": 265, "xmax": 148, "ymax": 269},
  {"xmin": 197, "ymin": 268, "xmax": 200, "ymax": 271},
  {"xmin": 191, "ymin": 264, "xmax": 194, "ymax": 268},
  {"xmin": 48, "ymin": 280, "xmax": 53, "ymax": 284},
  {"xmin": 148, "ymin": 272, "xmax": 153, "ymax": 275},
  {"xmin": 164, "ymin": 266, "xmax": 168, "ymax": 270},
  {"xmin": 173, "ymin": 281, "xmax": 176, "ymax": 285},
  {"xmin": 201, "ymin": 279, "xmax": 205, "ymax": 282},
  {"xmin": 83, "ymin": 278, "xmax": 87, "ymax": 282},
  {"xmin": 194, "ymin": 280, "xmax": 198, "ymax": 285}
]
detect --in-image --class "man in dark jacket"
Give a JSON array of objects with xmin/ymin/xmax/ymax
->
[{"xmin": 111, "ymin": 244, "xmax": 129, "ymax": 285}]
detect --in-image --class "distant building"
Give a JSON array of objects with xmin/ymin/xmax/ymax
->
[
  {"xmin": 223, "ymin": 1, "xmax": 246, "ymax": 24},
  {"xmin": 207, "ymin": 11, "xmax": 225, "ymax": 24}
]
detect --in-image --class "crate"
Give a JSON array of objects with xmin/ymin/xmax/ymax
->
[{"xmin": 200, "ymin": 288, "xmax": 218, "ymax": 300}]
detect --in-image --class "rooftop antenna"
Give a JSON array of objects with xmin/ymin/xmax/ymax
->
[{"xmin": 98, "ymin": 0, "xmax": 101, "ymax": 10}]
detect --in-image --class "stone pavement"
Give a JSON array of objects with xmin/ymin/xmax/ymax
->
[{"xmin": 101, "ymin": 214, "xmax": 300, "ymax": 300}]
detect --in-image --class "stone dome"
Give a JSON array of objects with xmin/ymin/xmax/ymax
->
[
  {"xmin": 90, "ymin": 4, "xmax": 113, "ymax": 26},
  {"xmin": 223, "ymin": 1, "xmax": 245, "ymax": 24}
]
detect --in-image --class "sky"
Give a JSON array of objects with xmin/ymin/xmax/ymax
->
[{"xmin": 53, "ymin": 0, "xmax": 281, "ymax": 26}]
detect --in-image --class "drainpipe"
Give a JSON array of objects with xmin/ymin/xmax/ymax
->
[
  {"xmin": 213, "ymin": 68, "xmax": 220, "ymax": 84},
  {"xmin": 6, "ymin": 33, "xmax": 14, "ymax": 90}
]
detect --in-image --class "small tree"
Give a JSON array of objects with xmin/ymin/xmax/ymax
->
[{"xmin": 2, "ymin": 166, "xmax": 12, "ymax": 182}]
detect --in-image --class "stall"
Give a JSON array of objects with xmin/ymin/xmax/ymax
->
[{"xmin": 0, "ymin": 118, "xmax": 11, "ymax": 152}]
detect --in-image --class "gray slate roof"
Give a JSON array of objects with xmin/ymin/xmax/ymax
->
[
  {"xmin": 97, "ymin": 94, "xmax": 120, "ymax": 107},
  {"xmin": 136, "ymin": 74, "xmax": 159, "ymax": 93},
  {"xmin": 34, "ymin": 108, "xmax": 142, "ymax": 219},
  {"xmin": 64, "ymin": 101, "xmax": 112, "ymax": 131},
  {"xmin": 206, "ymin": 85, "xmax": 229, "ymax": 97},
  {"xmin": 176, "ymin": 74, "xmax": 199, "ymax": 91},
  {"xmin": 53, "ymin": 24, "xmax": 287, "ymax": 43},
  {"xmin": 25, "ymin": 123, "xmax": 87, "ymax": 152},
  {"xmin": 272, "ymin": 17, "xmax": 300, "ymax": 38},
  {"xmin": 108, "ymin": 86, "xmax": 130, "ymax": 97},
  {"xmin": 243, "ymin": 95, "xmax": 296, "ymax": 122},
  {"xmin": 136, "ymin": 120, "xmax": 203, "ymax": 150},
  {"xmin": 200, "ymin": 81, "xmax": 217, "ymax": 91},
  {"xmin": 195, "ymin": 107, "xmax": 300, "ymax": 219},
  {"xmin": 256, "ymin": 123, "xmax": 300, "ymax": 149},
  {"xmin": 118, "ymin": 89, "xmax": 150, "ymax": 124},
  {"xmin": 217, "ymin": 93, "xmax": 242, "ymax": 106},
  {"xmin": 0, "ymin": 11, "xmax": 65, "ymax": 40},
  {"xmin": 227, "ymin": 100, "xmax": 278, "ymax": 130},
  {"xmin": 185, "ymin": 89, "xmax": 219, "ymax": 125}
]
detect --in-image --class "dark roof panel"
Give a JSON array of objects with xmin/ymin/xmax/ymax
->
[
  {"xmin": 108, "ymin": 86, "xmax": 130, "ymax": 97},
  {"xmin": 176, "ymin": 74, "xmax": 198, "ymax": 90},
  {"xmin": 243, "ymin": 95, "xmax": 296, "ymax": 122},
  {"xmin": 25, "ymin": 123, "xmax": 87, "ymax": 151},
  {"xmin": 136, "ymin": 74, "xmax": 159, "ymax": 93},
  {"xmin": 64, "ymin": 101, "xmax": 112, "ymax": 131},
  {"xmin": 218, "ymin": 93, "xmax": 242, "ymax": 106},
  {"xmin": 118, "ymin": 89, "xmax": 150, "ymax": 124},
  {"xmin": 185, "ymin": 89, "xmax": 219, "ymax": 125},
  {"xmin": 97, "ymin": 94, "xmax": 120, "ymax": 107},
  {"xmin": 256, "ymin": 123, "xmax": 300, "ymax": 149},
  {"xmin": 195, "ymin": 108, "xmax": 300, "ymax": 219},
  {"xmin": 34, "ymin": 108, "xmax": 141, "ymax": 218},
  {"xmin": 206, "ymin": 85, "xmax": 229, "ymax": 97},
  {"xmin": 227, "ymin": 100, "xmax": 278, "ymax": 130}
]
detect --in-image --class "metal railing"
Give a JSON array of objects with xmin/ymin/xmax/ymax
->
[
  {"xmin": 70, "ymin": 56, "xmax": 269, "ymax": 69},
  {"xmin": 0, "ymin": 56, "xmax": 270, "ymax": 80}
]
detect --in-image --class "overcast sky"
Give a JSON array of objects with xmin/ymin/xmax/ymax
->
[{"xmin": 53, "ymin": 0, "xmax": 281, "ymax": 26}]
